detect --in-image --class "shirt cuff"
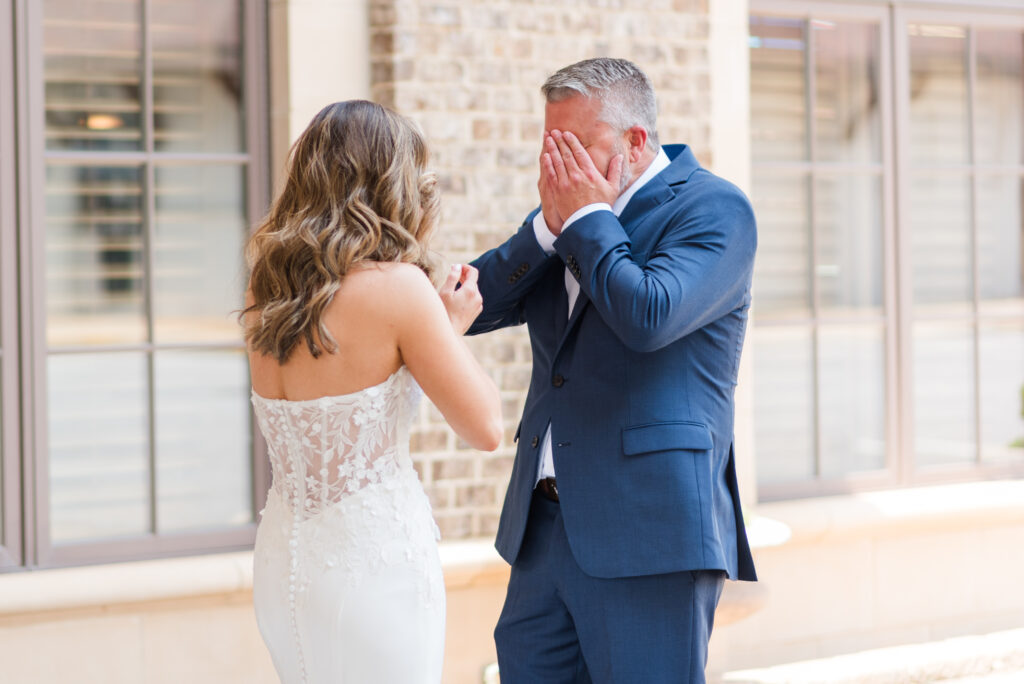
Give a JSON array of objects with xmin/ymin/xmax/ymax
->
[
  {"xmin": 563, "ymin": 203, "xmax": 613, "ymax": 231},
  {"xmin": 532, "ymin": 212, "xmax": 558, "ymax": 255}
]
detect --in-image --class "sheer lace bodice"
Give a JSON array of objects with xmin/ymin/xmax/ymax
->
[
  {"xmin": 250, "ymin": 366, "xmax": 444, "ymax": 684},
  {"xmin": 252, "ymin": 366, "xmax": 422, "ymax": 516}
]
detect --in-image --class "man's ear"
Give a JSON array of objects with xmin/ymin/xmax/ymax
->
[{"xmin": 626, "ymin": 126, "xmax": 648, "ymax": 162}]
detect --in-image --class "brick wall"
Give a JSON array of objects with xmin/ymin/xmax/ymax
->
[{"xmin": 369, "ymin": 0, "xmax": 714, "ymax": 539}]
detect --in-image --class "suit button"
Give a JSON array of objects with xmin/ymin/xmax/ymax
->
[
  {"xmin": 552, "ymin": 374, "xmax": 564, "ymax": 388},
  {"xmin": 530, "ymin": 435, "xmax": 539, "ymax": 448}
]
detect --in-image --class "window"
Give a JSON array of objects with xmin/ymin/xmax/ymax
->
[
  {"xmin": 750, "ymin": 2, "xmax": 1024, "ymax": 498},
  {"xmin": 1, "ymin": 0, "xmax": 268, "ymax": 568}
]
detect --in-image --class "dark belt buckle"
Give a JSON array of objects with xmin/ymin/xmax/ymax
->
[{"xmin": 537, "ymin": 477, "xmax": 559, "ymax": 503}]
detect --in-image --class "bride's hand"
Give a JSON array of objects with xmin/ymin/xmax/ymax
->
[{"xmin": 440, "ymin": 264, "xmax": 483, "ymax": 335}]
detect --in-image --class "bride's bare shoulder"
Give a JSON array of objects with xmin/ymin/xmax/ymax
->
[
  {"xmin": 331, "ymin": 261, "xmax": 439, "ymax": 316},
  {"xmin": 344, "ymin": 262, "xmax": 434, "ymax": 294}
]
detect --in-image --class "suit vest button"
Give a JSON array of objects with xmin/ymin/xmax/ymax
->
[
  {"xmin": 552, "ymin": 374, "xmax": 564, "ymax": 388},
  {"xmin": 530, "ymin": 435, "xmax": 539, "ymax": 448}
]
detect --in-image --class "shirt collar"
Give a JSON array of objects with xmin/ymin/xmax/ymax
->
[{"xmin": 611, "ymin": 147, "xmax": 671, "ymax": 217}]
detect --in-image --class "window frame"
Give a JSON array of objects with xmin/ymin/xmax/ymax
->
[
  {"xmin": 751, "ymin": 0, "xmax": 1024, "ymax": 500},
  {"xmin": 14, "ymin": 0, "xmax": 271, "ymax": 569},
  {"xmin": 1, "ymin": 0, "xmax": 23, "ymax": 570}
]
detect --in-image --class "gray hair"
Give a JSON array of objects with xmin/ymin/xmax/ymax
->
[{"xmin": 541, "ymin": 58, "xmax": 659, "ymax": 150}]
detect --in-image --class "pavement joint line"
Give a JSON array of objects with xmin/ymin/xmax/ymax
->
[{"xmin": 717, "ymin": 628, "xmax": 1024, "ymax": 684}]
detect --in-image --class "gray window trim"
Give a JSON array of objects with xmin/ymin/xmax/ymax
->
[
  {"xmin": 0, "ymin": 0, "xmax": 22, "ymax": 569},
  {"xmin": 752, "ymin": 0, "xmax": 1024, "ymax": 501},
  {"xmin": 7, "ymin": 0, "xmax": 270, "ymax": 569}
]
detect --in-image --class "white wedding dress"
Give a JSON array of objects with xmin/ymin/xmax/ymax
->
[{"xmin": 251, "ymin": 366, "xmax": 445, "ymax": 683}]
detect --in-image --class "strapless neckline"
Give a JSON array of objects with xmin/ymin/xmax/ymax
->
[{"xmin": 250, "ymin": 366, "xmax": 408, "ymax": 406}]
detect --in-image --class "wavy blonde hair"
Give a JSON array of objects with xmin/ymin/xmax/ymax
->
[{"xmin": 243, "ymin": 100, "xmax": 442, "ymax": 362}]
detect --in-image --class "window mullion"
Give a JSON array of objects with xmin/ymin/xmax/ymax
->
[
  {"xmin": 966, "ymin": 26, "xmax": 983, "ymax": 467},
  {"xmin": 141, "ymin": 0, "xmax": 158, "ymax": 535},
  {"xmin": 806, "ymin": 17, "xmax": 824, "ymax": 479},
  {"xmin": 890, "ymin": 5, "xmax": 917, "ymax": 485}
]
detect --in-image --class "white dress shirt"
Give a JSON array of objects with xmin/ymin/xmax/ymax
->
[{"xmin": 530, "ymin": 148, "xmax": 671, "ymax": 484}]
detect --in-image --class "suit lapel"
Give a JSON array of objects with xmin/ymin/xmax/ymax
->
[
  {"xmin": 550, "ymin": 145, "xmax": 700, "ymax": 358},
  {"xmin": 553, "ymin": 267, "xmax": 569, "ymax": 340},
  {"xmin": 556, "ymin": 286, "xmax": 589, "ymax": 353},
  {"xmin": 616, "ymin": 175, "xmax": 675, "ymax": 233}
]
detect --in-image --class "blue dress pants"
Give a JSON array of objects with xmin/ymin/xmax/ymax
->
[{"xmin": 494, "ymin": 490, "xmax": 725, "ymax": 683}]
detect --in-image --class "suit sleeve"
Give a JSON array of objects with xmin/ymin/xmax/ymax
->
[
  {"xmin": 552, "ymin": 182, "xmax": 757, "ymax": 352},
  {"xmin": 468, "ymin": 208, "xmax": 557, "ymax": 335}
]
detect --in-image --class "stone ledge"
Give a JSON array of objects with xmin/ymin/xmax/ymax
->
[
  {"xmin": 755, "ymin": 480, "xmax": 1024, "ymax": 548},
  {"xmin": 0, "ymin": 543, "xmax": 510, "ymax": 619},
  {"xmin": 2, "ymin": 480, "xmax": 1020, "ymax": 619}
]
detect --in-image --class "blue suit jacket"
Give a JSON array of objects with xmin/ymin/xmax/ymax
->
[{"xmin": 469, "ymin": 145, "xmax": 757, "ymax": 581}]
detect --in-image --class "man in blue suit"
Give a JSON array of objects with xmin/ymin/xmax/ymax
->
[{"xmin": 468, "ymin": 58, "xmax": 757, "ymax": 683}]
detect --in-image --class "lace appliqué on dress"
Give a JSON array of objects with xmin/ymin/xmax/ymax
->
[{"xmin": 251, "ymin": 368, "xmax": 442, "ymax": 683}]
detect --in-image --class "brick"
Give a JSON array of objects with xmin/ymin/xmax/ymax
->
[
  {"xmin": 436, "ymin": 512, "xmax": 474, "ymax": 539},
  {"xmin": 456, "ymin": 484, "xmax": 496, "ymax": 507},
  {"xmin": 425, "ymin": 483, "xmax": 452, "ymax": 509},
  {"xmin": 411, "ymin": 428, "xmax": 451, "ymax": 453},
  {"xmin": 471, "ymin": 119, "xmax": 493, "ymax": 140},
  {"xmin": 422, "ymin": 5, "xmax": 460, "ymax": 26},
  {"xmin": 482, "ymin": 455, "xmax": 515, "ymax": 478},
  {"xmin": 480, "ymin": 513, "xmax": 502, "ymax": 537},
  {"xmin": 433, "ymin": 457, "xmax": 474, "ymax": 481}
]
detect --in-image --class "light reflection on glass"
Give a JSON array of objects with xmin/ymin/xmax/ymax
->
[
  {"xmin": 979, "ymin": 321, "xmax": 1024, "ymax": 464},
  {"xmin": 913, "ymin": 323, "xmax": 976, "ymax": 467},
  {"xmin": 909, "ymin": 24, "xmax": 969, "ymax": 165},
  {"xmin": 43, "ymin": 0, "xmax": 142, "ymax": 151},
  {"xmin": 819, "ymin": 325, "xmax": 886, "ymax": 477},
  {"xmin": 815, "ymin": 21, "xmax": 882, "ymax": 163},
  {"xmin": 816, "ymin": 175, "xmax": 884, "ymax": 315},
  {"xmin": 751, "ymin": 172, "xmax": 811, "ymax": 318},
  {"xmin": 754, "ymin": 327, "xmax": 816, "ymax": 485},
  {"xmin": 975, "ymin": 30, "xmax": 1023, "ymax": 165},
  {"xmin": 45, "ymin": 164, "xmax": 147, "ymax": 347},
  {"xmin": 153, "ymin": 164, "xmax": 248, "ymax": 343},
  {"xmin": 151, "ymin": 0, "xmax": 243, "ymax": 153},
  {"xmin": 155, "ymin": 350, "xmax": 252, "ymax": 532},
  {"xmin": 909, "ymin": 174, "xmax": 972, "ymax": 312},
  {"xmin": 49, "ymin": 352, "xmax": 150, "ymax": 543},
  {"xmin": 751, "ymin": 16, "xmax": 807, "ymax": 162}
]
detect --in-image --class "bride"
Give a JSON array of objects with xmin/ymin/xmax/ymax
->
[{"xmin": 242, "ymin": 100, "xmax": 502, "ymax": 683}]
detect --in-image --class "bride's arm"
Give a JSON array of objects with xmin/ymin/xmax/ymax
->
[{"xmin": 393, "ymin": 264, "xmax": 503, "ymax": 452}]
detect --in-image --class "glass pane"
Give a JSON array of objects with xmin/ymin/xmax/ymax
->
[
  {"xmin": 814, "ymin": 20, "xmax": 882, "ymax": 163},
  {"xmin": 45, "ymin": 164, "xmax": 146, "ymax": 347},
  {"xmin": 155, "ymin": 350, "xmax": 252, "ymax": 532},
  {"xmin": 908, "ymin": 24, "xmax": 969, "ymax": 165},
  {"xmin": 977, "ymin": 175, "xmax": 1023, "ymax": 313},
  {"xmin": 49, "ymin": 352, "xmax": 149, "ymax": 543},
  {"xmin": 817, "ymin": 174, "xmax": 884, "ymax": 315},
  {"xmin": 975, "ymin": 30, "xmax": 1023, "ymax": 165},
  {"xmin": 755, "ymin": 326, "xmax": 816, "ymax": 484},
  {"xmin": 979, "ymin": 321, "xmax": 1024, "ymax": 464},
  {"xmin": 751, "ymin": 172, "xmax": 811, "ymax": 318},
  {"xmin": 43, "ymin": 0, "xmax": 142, "ymax": 151},
  {"xmin": 750, "ymin": 16, "xmax": 807, "ymax": 162},
  {"xmin": 913, "ymin": 322, "xmax": 976, "ymax": 467},
  {"xmin": 154, "ymin": 165, "xmax": 247, "ymax": 343},
  {"xmin": 151, "ymin": 0, "xmax": 244, "ymax": 152},
  {"xmin": 909, "ymin": 173, "xmax": 972, "ymax": 313},
  {"xmin": 819, "ymin": 325, "xmax": 886, "ymax": 477}
]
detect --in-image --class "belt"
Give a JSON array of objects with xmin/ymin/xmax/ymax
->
[{"xmin": 535, "ymin": 477, "xmax": 559, "ymax": 503}]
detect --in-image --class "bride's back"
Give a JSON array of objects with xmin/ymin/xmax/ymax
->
[{"xmin": 248, "ymin": 262, "xmax": 414, "ymax": 403}]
